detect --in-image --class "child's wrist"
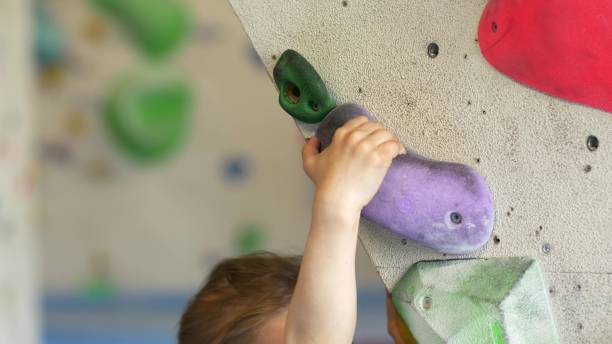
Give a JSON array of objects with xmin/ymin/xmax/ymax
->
[{"xmin": 313, "ymin": 190, "xmax": 362, "ymax": 222}]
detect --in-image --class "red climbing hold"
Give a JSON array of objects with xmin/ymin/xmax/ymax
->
[{"xmin": 478, "ymin": 0, "xmax": 612, "ymax": 113}]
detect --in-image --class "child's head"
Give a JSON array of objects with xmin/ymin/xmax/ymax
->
[{"xmin": 178, "ymin": 252, "xmax": 301, "ymax": 344}]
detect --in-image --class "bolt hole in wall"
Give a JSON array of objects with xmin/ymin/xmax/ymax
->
[
  {"xmin": 536, "ymin": 225, "xmax": 543, "ymax": 236},
  {"xmin": 493, "ymin": 235, "xmax": 500, "ymax": 244},
  {"xmin": 427, "ymin": 42, "xmax": 439, "ymax": 58},
  {"xmin": 586, "ymin": 135, "xmax": 599, "ymax": 151}
]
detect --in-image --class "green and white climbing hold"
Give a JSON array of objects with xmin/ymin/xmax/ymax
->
[
  {"xmin": 91, "ymin": 0, "xmax": 191, "ymax": 59},
  {"xmin": 273, "ymin": 50, "xmax": 336, "ymax": 123},
  {"xmin": 102, "ymin": 69, "xmax": 192, "ymax": 162},
  {"xmin": 392, "ymin": 257, "xmax": 559, "ymax": 344}
]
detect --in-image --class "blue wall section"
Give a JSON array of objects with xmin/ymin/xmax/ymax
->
[{"xmin": 44, "ymin": 291, "xmax": 390, "ymax": 344}]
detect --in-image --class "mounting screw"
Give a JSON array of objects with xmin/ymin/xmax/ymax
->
[
  {"xmin": 586, "ymin": 135, "xmax": 599, "ymax": 151},
  {"xmin": 421, "ymin": 296, "xmax": 433, "ymax": 310},
  {"xmin": 542, "ymin": 242, "xmax": 552, "ymax": 255},
  {"xmin": 401, "ymin": 238, "xmax": 408, "ymax": 245},
  {"xmin": 450, "ymin": 212, "xmax": 462, "ymax": 224},
  {"xmin": 427, "ymin": 43, "xmax": 439, "ymax": 58}
]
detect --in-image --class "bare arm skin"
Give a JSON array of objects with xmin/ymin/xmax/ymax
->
[{"xmin": 285, "ymin": 116, "xmax": 405, "ymax": 344}]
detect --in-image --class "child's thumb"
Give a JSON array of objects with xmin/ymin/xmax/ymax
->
[{"xmin": 302, "ymin": 136, "xmax": 320, "ymax": 161}]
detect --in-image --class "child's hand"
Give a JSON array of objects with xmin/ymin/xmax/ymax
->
[{"xmin": 302, "ymin": 116, "xmax": 406, "ymax": 214}]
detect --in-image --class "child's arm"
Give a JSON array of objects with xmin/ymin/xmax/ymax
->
[{"xmin": 285, "ymin": 116, "xmax": 405, "ymax": 344}]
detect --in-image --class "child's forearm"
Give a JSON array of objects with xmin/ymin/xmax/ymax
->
[
  {"xmin": 285, "ymin": 193, "xmax": 361, "ymax": 344},
  {"xmin": 288, "ymin": 115, "xmax": 403, "ymax": 343}
]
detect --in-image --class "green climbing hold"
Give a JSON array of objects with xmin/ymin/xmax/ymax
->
[
  {"xmin": 102, "ymin": 70, "xmax": 192, "ymax": 162},
  {"xmin": 392, "ymin": 257, "xmax": 559, "ymax": 344},
  {"xmin": 82, "ymin": 276, "xmax": 116, "ymax": 300},
  {"xmin": 273, "ymin": 50, "xmax": 336, "ymax": 123},
  {"xmin": 490, "ymin": 320, "xmax": 506, "ymax": 344},
  {"xmin": 91, "ymin": 0, "xmax": 191, "ymax": 59},
  {"xmin": 233, "ymin": 223, "xmax": 267, "ymax": 255},
  {"xmin": 35, "ymin": 0, "xmax": 64, "ymax": 67}
]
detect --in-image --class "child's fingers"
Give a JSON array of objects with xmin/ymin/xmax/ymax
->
[
  {"xmin": 362, "ymin": 125, "xmax": 407, "ymax": 153},
  {"xmin": 363, "ymin": 129, "xmax": 396, "ymax": 147},
  {"xmin": 342, "ymin": 122, "xmax": 384, "ymax": 146},
  {"xmin": 342, "ymin": 115, "xmax": 370, "ymax": 131},
  {"xmin": 377, "ymin": 140, "xmax": 404, "ymax": 161},
  {"xmin": 355, "ymin": 121, "xmax": 384, "ymax": 136}
]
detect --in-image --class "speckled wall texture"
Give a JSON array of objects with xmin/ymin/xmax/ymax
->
[{"xmin": 229, "ymin": 1, "xmax": 612, "ymax": 343}]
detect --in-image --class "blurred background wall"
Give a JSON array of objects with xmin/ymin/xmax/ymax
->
[
  {"xmin": 38, "ymin": 0, "xmax": 315, "ymax": 293},
  {"xmin": 0, "ymin": 1, "xmax": 39, "ymax": 344},
  {"xmin": 29, "ymin": 0, "xmax": 388, "ymax": 343}
]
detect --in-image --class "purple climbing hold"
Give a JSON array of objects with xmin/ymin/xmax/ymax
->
[{"xmin": 316, "ymin": 104, "xmax": 495, "ymax": 254}]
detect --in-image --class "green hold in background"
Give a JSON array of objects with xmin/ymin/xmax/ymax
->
[
  {"xmin": 233, "ymin": 223, "xmax": 267, "ymax": 255},
  {"xmin": 103, "ymin": 70, "xmax": 192, "ymax": 162},
  {"xmin": 392, "ymin": 257, "xmax": 559, "ymax": 344},
  {"xmin": 35, "ymin": 0, "xmax": 64, "ymax": 67},
  {"xmin": 91, "ymin": 0, "xmax": 191, "ymax": 60},
  {"xmin": 273, "ymin": 50, "xmax": 336, "ymax": 124}
]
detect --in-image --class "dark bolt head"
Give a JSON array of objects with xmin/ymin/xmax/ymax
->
[
  {"xmin": 427, "ymin": 43, "xmax": 439, "ymax": 58},
  {"xmin": 586, "ymin": 135, "xmax": 599, "ymax": 151},
  {"xmin": 450, "ymin": 212, "xmax": 462, "ymax": 224}
]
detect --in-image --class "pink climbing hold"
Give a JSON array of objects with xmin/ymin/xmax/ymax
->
[{"xmin": 478, "ymin": 0, "xmax": 612, "ymax": 113}]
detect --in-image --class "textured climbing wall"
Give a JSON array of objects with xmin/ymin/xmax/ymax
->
[
  {"xmin": 228, "ymin": 1, "xmax": 612, "ymax": 343},
  {"xmin": 0, "ymin": 0, "xmax": 40, "ymax": 343}
]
